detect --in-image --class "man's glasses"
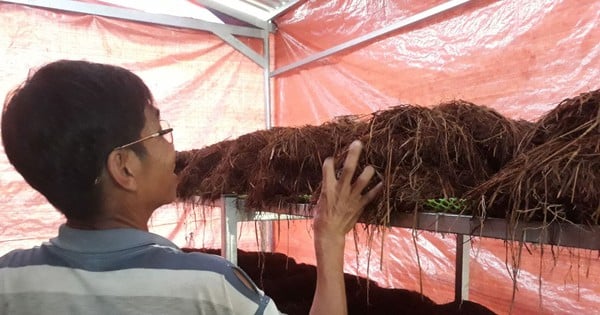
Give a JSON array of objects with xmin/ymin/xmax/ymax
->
[{"xmin": 113, "ymin": 120, "xmax": 173, "ymax": 151}]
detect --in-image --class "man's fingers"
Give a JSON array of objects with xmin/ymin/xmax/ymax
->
[
  {"xmin": 321, "ymin": 157, "xmax": 336, "ymax": 192},
  {"xmin": 338, "ymin": 140, "xmax": 363, "ymax": 188},
  {"xmin": 361, "ymin": 182, "xmax": 384, "ymax": 207},
  {"xmin": 352, "ymin": 165, "xmax": 375, "ymax": 195}
]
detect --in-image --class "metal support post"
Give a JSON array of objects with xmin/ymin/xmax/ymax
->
[
  {"xmin": 259, "ymin": 219, "xmax": 274, "ymax": 252},
  {"xmin": 455, "ymin": 234, "xmax": 470, "ymax": 302},
  {"xmin": 259, "ymin": 31, "xmax": 275, "ymax": 252},
  {"xmin": 221, "ymin": 195, "xmax": 238, "ymax": 265}
]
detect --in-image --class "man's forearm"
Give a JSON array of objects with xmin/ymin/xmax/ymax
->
[{"xmin": 310, "ymin": 235, "xmax": 348, "ymax": 315}]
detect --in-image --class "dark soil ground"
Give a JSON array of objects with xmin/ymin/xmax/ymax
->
[{"xmin": 183, "ymin": 248, "xmax": 497, "ymax": 315}]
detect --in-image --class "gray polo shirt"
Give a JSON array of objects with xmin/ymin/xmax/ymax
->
[{"xmin": 0, "ymin": 225, "xmax": 280, "ymax": 314}]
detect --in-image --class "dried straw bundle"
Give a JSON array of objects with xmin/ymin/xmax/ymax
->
[
  {"xmin": 326, "ymin": 104, "xmax": 491, "ymax": 225},
  {"xmin": 175, "ymin": 150, "xmax": 195, "ymax": 175},
  {"xmin": 434, "ymin": 100, "xmax": 535, "ymax": 173},
  {"xmin": 524, "ymin": 90, "xmax": 600, "ymax": 146},
  {"xmin": 197, "ymin": 128, "xmax": 287, "ymax": 202},
  {"xmin": 245, "ymin": 116, "xmax": 368, "ymax": 209},
  {"xmin": 176, "ymin": 140, "xmax": 233, "ymax": 201},
  {"xmin": 466, "ymin": 90, "xmax": 600, "ymax": 224}
]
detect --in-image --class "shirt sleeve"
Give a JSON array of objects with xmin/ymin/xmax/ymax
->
[
  {"xmin": 262, "ymin": 298, "xmax": 284, "ymax": 315},
  {"xmin": 227, "ymin": 264, "xmax": 283, "ymax": 315}
]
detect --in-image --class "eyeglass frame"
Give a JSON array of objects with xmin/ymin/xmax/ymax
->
[
  {"xmin": 94, "ymin": 120, "xmax": 173, "ymax": 185},
  {"xmin": 113, "ymin": 120, "xmax": 173, "ymax": 151}
]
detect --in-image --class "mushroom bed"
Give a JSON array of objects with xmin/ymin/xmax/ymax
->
[{"xmin": 183, "ymin": 248, "xmax": 497, "ymax": 315}]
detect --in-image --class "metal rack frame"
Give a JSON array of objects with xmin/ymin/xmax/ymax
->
[{"xmin": 219, "ymin": 194, "xmax": 600, "ymax": 302}]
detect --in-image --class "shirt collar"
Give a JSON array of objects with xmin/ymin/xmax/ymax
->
[{"xmin": 49, "ymin": 224, "xmax": 179, "ymax": 253}]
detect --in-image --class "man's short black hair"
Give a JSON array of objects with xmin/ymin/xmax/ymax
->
[{"xmin": 2, "ymin": 60, "xmax": 154, "ymax": 220}]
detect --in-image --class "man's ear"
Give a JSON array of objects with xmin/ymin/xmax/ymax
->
[{"xmin": 106, "ymin": 149, "xmax": 139, "ymax": 191}]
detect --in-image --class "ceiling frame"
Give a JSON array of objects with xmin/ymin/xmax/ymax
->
[
  {"xmin": 194, "ymin": 0, "xmax": 275, "ymax": 32},
  {"xmin": 270, "ymin": 0, "xmax": 474, "ymax": 77},
  {"xmin": 1, "ymin": 0, "xmax": 265, "ymax": 38}
]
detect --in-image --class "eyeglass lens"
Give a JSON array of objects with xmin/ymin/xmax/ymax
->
[{"xmin": 160, "ymin": 120, "xmax": 173, "ymax": 143}]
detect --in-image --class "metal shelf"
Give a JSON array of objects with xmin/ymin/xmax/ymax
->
[
  {"xmin": 218, "ymin": 195, "xmax": 600, "ymax": 302},
  {"xmin": 389, "ymin": 212, "xmax": 600, "ymax": 250}
]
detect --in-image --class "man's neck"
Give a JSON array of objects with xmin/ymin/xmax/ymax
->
[{"xmin": 66, "ymin": 215, "xmax": 148, "ymax": 231}]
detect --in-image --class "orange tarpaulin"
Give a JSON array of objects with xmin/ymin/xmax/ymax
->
[
  {"xmin": 272, "ymin": 0, "xmax": 600, "ymax": 314},
  {"xmin": 1, "ymin": 1, "xmax": 599, "ymax": 314},
  {"xmin": 274, "ymin": 0, "xmax": 600, "ymax": 125},
  {"xmin": 0, "ymin": 2, "xmax": 266, "ymax": 253}
]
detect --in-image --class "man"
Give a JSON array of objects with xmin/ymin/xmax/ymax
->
[{"xmin": 0, "ymin": 60, "xmax": 382, "ymax": 314}]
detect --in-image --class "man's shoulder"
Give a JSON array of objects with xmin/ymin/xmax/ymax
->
[
  {"xmin": 0, "ymin": 242, "xmax": 233, "ymax": 275},
  {"xmin": 0, "ymin": 246, "xmax": 45, "ymax": 268},
  {"xmin": 137, "ymin": 245, "xmax": 234, "ymax": 273}
]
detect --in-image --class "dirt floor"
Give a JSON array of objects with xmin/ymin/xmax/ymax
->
[{"xmin": 183, "ymin": 248, "xmax": 497, "ymax": 315}]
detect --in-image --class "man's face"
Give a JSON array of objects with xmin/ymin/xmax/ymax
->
[{"xmin": 136, "ymin": 107, "xmax": 178, "ymax": 211}]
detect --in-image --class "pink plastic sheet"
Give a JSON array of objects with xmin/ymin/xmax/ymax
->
[
  {"xmin": 0, "ymin": 3, "xmax": 266, "ymax": 254},
  {"xmin": 274, "ymin": 0, "xmax": 600, "ymax": 125},
  {"xmin": 273, "ymin": 0, "xmax": 600, "ymax": 314},
  {"xmin": 2, "ymin": 1, "xmax": 600, "ymax": 314}
]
